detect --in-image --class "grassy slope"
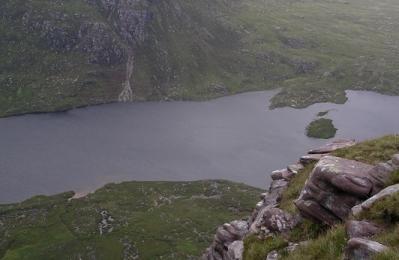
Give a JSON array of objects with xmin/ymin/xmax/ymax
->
[
  {"xmin": 243, "ymin": 135, "xmax": 399, "ymax": 260},
  {"xmin": 0, "ymin": 180, "xmax": 262, "ymax": 259},
  {"xmin": 1, "ymin": 0, "xmax": 399, "ymax": 117}
]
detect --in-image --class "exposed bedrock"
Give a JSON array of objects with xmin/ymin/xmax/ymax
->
[
  {"xmin": 308, "ymin": 139, "xmax": 356, "ymax": 154},
  {"xmin": 295, "ymin": 154, "xmax": 399, "ymax": 225},
  {"xmin": 345, "ymin": 220, "xmax": 382, "ymax": 239},
  {"xmin": 344, "ymin": 238, "xmax": 388, "ymax": 260},
  {"xmin": 202, "ymin": 220, "xmax": 248, "ymax": 260}
]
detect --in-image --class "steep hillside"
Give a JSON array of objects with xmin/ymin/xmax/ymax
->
[{"xmin": 1, "ymin": 0, "xmax": 399, "ymax": 116}]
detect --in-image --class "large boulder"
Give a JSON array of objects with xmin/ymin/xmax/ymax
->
[
  {"xmin": 295, "ymin": 156, "xmax": 375, "ymax": 225},
  {"xmin": 344, "ymin": 238, "xmax": 388, "ymax": 260},
  {"xmin": 308, "ymin": 139, "xmax": 356, "ymax": 154},
  {"xmin": 352, "ymin": 184, "xmax": 399, "ymax": 216},
  {"xmin": 345, "ymin": 220, "xmax": 382, "ymax": 239}
]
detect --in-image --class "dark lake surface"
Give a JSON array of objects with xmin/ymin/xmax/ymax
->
[{"xmin": 1, "ymin": 90, "xmax": 399, "ymax": 203}]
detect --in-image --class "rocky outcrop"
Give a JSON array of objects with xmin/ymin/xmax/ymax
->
[
  {"xmin": 352, "ymin": 183, "xmax": 399, "ymax": 216},
  {"xmin": 227, "ymin": 241, "xmax": 244, "ymax": 260},
  {"xmin": 202, "ymin": 220, "xmax": 248, "ymax": 260},
  {"xmin": 344, "ymin": 220, "xmax": 385, "ymax": 260},
  {"xmin": 203, "ymin": 139, "xmax": 398, "ymax": 260},
  {"xmin": 345, "ymin": 220, "xmax": 382, "ymax": 239},
  {"xmin": 98, "ymin": 210, "xmax": 115, "ymax": 235},
  {"xmin": 295, "ymin": 156, "xmax": 376, "ymax": 225},
  {"xmin": 344, "ymin": 238, "xmax": 388, "ymax": 260},
  {"xmin": 203, "ymin": 157, "xmax": 305, "ymax": 259},
  {"xmin": 259, "ymin": 208, "xmax": 299, "ymax": 234},
  {"xmin": 308, "ymin": 139, "xmax": 356, "ymax": 154},
  {"xmin": 249, "ymin": 178, "xmax": 291, "ymax": 234},
  {"xmin": 299, "ymin": 154, "xmax": 326, "ymax": 165},
  {"xmin": 294, "ymin": 153, "xmax": 399, "ymax": 226},
  {"xmin": 22, "ymin": 8, "xmax": 126, "ymax": 65}
]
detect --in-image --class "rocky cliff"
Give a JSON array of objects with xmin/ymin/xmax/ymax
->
[
  {"xmin": 203, "ymin": 135, "xmax": 399, "ymax": 260},
  {"xmin": 2, "ymin": 0, "xmax": 399, "ymax": 117}
]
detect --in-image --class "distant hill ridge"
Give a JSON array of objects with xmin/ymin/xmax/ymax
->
[{"xmin": 1, "ymin": 0, "xmax": 399, "ymax": 117}]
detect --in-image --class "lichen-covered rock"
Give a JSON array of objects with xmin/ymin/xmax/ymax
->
[
  {"xmin": 344, "ymin": 238, "xmax": 388, "ymax": 260},
  {"xmin": 345, "ymin": 220, "xmax": 382, "ymax": 239},
  {"xmin": 295, "ymin": 156, "xmax": 375, "ymax": 225},
  {"xmin": 260, "ymin": 208, "xmax": 299, "ymax": 234},
  {"xmin": 308, "ymin": 139, "xmax": 356, "ymax": 154},
  {"xmin": 352, "ymin": 184, "xmax": 399, "ymax": 216},
  {"xmin": 202, "ymin": 220, "xmax": 248, "ymax": 260},
  {"xmin": 227, "ymin": 240, "xmax": 244, "ymax": 260},
  {"xmin": 249, "ymin": 178, "xmax": 289, "ymax": 233}
]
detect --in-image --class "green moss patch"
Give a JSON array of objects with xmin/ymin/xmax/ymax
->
[
  {"xmin": 243, "ymin": 234, "xmax": 288, "ymax": 260},
  {"xmin": 279, "ymin": 163, "xmax": 314, "ymax": 214}
]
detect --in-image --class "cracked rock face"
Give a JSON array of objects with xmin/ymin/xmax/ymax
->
[{"xmin": 295, "ymin": 156, "xmax": 375, "ymax": 225}]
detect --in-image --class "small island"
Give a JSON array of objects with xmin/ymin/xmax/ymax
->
[
  {"xmin": 317, "ymin": 110, "xmax": 330, "ymax": 117},
  {"xmin": 306, "ymin": 118, "xmax": 337, "ymax": 139}
]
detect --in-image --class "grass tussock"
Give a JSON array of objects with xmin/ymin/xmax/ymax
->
[
  {"xmin": 279, "ymin": 163, "xmax": 315, "ymax": 214},
  {"xmin": 243, "ymin": 234, "xmax": 288, "ymax": 260},
  {"xmin": 280, "ymin": 225, "xmax": 347, "ymax": 260},
  {"xmin": 332, "ymin": 135, "xmax": 399, "ymax": 164}
]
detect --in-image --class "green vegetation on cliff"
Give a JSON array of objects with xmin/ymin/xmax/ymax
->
[
  {"xmin": 0, "ymin": 180, "xmax": 262, "ymax": 259},
  {"xmin": 306, "ymin": 118, "xmax": 337, "ymax": 139},
  {"xmin": 1, "ymin": 0, "xmax": 399, "ymax": 116}
]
